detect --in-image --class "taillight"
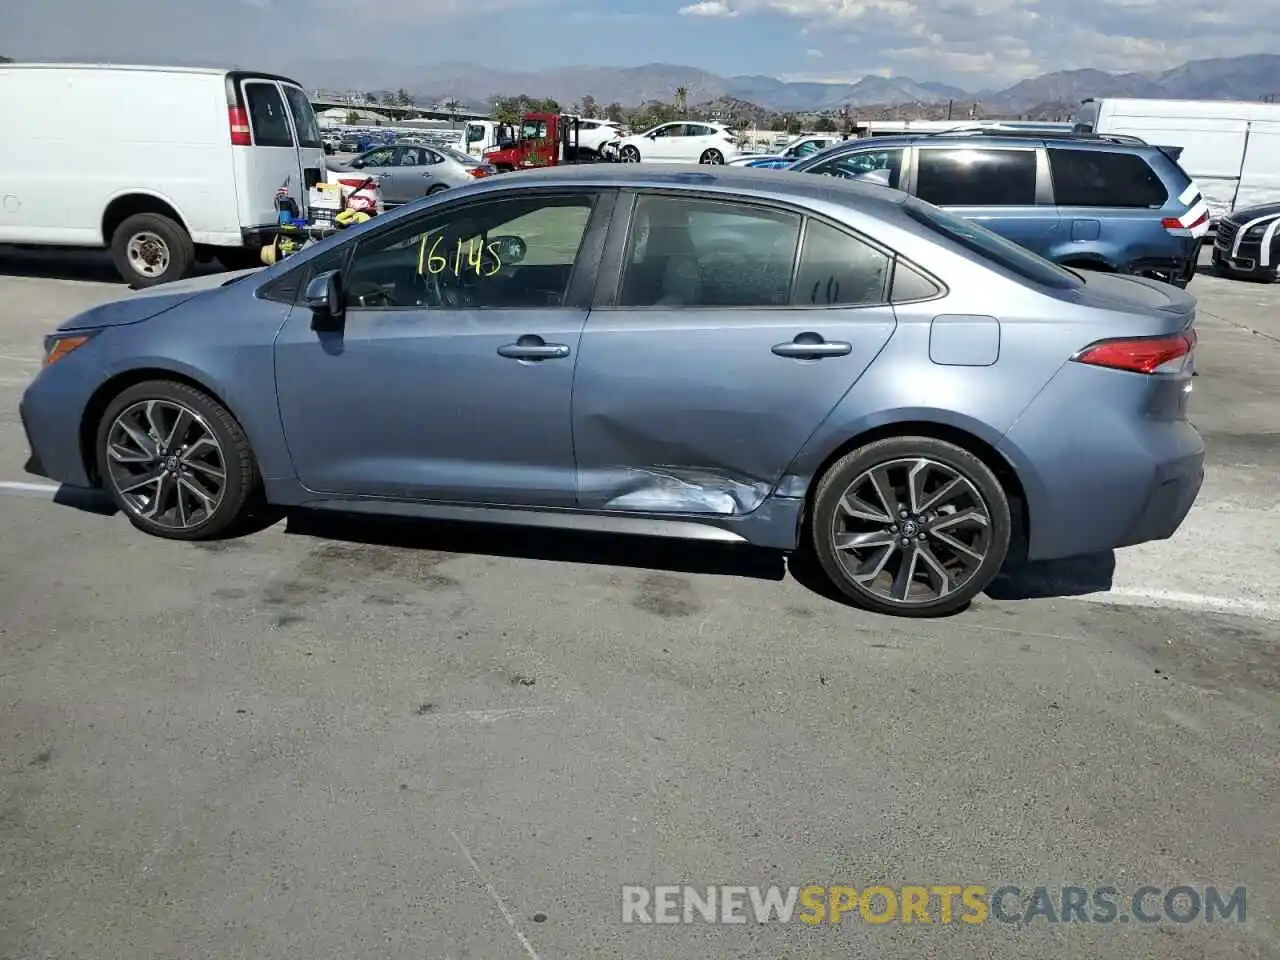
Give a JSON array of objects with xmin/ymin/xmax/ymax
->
[
  {"xmin": 467, "ymin": 167, "xmax": 489, "ymax": 178},
  {"xmin": 338, "ymin": 178, "xmax": 370, "ymax": 189},
  {"xmin": 228, "ymin": 106, "xmax": 251, "ymax": 146},
  {"xmin": 1072, "ymin": 329, "xmax": 1196, "ymax": 375},
  {"xmin": 1162, "ymin": 209, "xmax": 1209, "ymax": 233}
]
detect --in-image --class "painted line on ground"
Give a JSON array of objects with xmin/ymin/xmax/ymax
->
[
  {"xmin": 0, "ymin": 481, "xmax": 61, "ymax": 496},
  {"xmin": 0, "ymin": 354, "xmax": 40, "ymax": 365}
]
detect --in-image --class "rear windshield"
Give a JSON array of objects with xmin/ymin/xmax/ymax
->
[{"xmin": 903, "ymin": 200, "xmax": 1082, "ymax": 290}]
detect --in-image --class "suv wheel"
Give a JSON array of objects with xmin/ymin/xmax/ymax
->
[
  {"xmin": 809, "ymin": 437, "xmax": 1012, "ymax": 616},
  {"xmin": 619, "ymin": 145, "xmax": 640, "ymax": 163}
]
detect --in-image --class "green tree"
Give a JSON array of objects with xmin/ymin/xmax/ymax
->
[
  {"xmin": 491, "ymin": 95, "xmax": 522, "ymax": 124},
  {"xmin": 345, "ymin": 110, "xmax": 360, "ymax": 125},
  {"xmin": 784, "ymin": 113, "xmax": 803, "ymax": 135},
  {"xmin": 0, "ymin": 55, "xmax": 12, "ymax": 63},
  {"xmin": 814, "ymin": 114, "xmax": 836, "ymax": 132},
  {"xmin": 364, "ymin": 91, "xmax": 377, "ymax": 104},
  {"xmin": 396, "ymin": 87, "xmax": 413, "ymax": 106},
  {"xmin": 579, "ymin": 94, "xmax": 598, "ymax": 118},
  {"xmin": 604, "ymin": 102, "xmax": 624, "ymax": 122}
]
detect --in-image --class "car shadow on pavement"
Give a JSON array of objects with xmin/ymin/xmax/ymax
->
[
  {"xmin": 786, "ymin": 548, "xmax": 1118, "ymax": 617},
  {"xmin": 985, "ymin": 551, "xmax": 1117, "ymax": 601},
  {"xmin": 284, "ymin": 510, "xmax": 789, "ymax": 581},
  {"xmin": 0, "ymin": 248, "xmax": 125, "ymax": 284}
]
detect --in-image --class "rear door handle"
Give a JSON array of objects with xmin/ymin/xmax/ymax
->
[
  {"xmin": 497, "ymin": 335, "xmax": 570, "ymax": 361},
  {"xmin": 772, "ymin": 335, "xmax": 852, "ymax": 359}
]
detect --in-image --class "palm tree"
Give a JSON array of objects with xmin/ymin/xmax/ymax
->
[{"xmin": 676, "ymin": 86, "xmax": 688, "ymax": 116}]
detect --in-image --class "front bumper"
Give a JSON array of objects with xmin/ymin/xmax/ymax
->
[
  {"xmin": 1212, "ymin": 240, "xmax": 1278, "ymax": 281},
  {"xmin": 20, "ymin": 373, "xmax": 96, "ymax": 489}
]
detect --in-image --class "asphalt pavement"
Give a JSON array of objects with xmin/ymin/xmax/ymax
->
[{"xmin": 0, "ymin": 246, "xmax": 1277, "ymax": 959}]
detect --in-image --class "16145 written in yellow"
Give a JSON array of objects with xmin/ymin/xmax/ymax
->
[{"xmin": 418, "ymin": 235, "xmax": 503, "ymax": 278}]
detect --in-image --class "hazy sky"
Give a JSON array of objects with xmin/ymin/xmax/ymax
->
[{"xmin": 2, "ymin": 0, "xmax": 1276, "ymax": 88}]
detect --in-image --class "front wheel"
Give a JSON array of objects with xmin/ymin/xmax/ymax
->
[
  {"xmin": 619, "ymin": 145, "xmax": 641, "ymax": 163},
  {"xmin": 96, "ymin": 380, "xmax": 260, "ymax": 541},
  {"xmin": 699, "ymin": 149, "xmax": 724, "ymax": 165},
  {"xmin": 808, "ymin": 437, "xmax": 1012, "ymax": 617}
]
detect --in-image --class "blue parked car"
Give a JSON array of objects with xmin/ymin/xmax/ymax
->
[
  {"xmin": 789, "ymin": 130, "xmax": 1210, "ymax": 287},
  {"xmin": 20, "ymin": 165, "xmax": 1203, "ymax": 616}
]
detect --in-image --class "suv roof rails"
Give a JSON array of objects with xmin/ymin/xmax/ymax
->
[{"xmin": 921, "ymin": 127, "xmax": 1150, "ymax": 146}]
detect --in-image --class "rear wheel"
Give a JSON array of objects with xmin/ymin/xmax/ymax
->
[
  {"xmin": 809, "ymin": 437, "xmax": 1012, "ymax": 617},
  {"xmin": 620, "ymin": 145, "xmax": 640, "ymax": 163},
  {"xmin": 110, "ymin": 212, "xmax": 194, "ymax": 288},
  {"xmin": 96, "ymin": 380, "xmax": 259, "ymax": 541},
  {"xmin": 426, "ymin": 183, "xmax": 450, "ymax": 196},
  {"xmin": 699, "ymin": 148, "xmax": 724, "ymax": 165}
]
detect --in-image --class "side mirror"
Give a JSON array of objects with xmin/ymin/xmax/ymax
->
[
  {"xmin": 304, "ymin": 270, "xmax": 344, "ymax": 330},
  {"xmin": 350, "ymin": 158, "xmax": 365, "ymax": 169}
]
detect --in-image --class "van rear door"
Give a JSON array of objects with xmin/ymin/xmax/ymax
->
[
  {"xmin": 229, "ymin": 74, "xmax": 306, "ymax": 233},
  {"xmin": 279, "ymin": 83, "xmax": 326, "ymax": 200}
]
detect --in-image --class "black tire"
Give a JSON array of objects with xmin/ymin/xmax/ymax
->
[
  {"xmin": 426, "ymin": 183, "xmax": 450, "ymax": 196},
  {"xmin": 109, "ymin": 212, "xmax": 195, "ymax": 288},
  {"xmin": 699, "ymin": 148, "xmax": 724, "ymax": 165},
  {"xmin": 216, "ymin": 247, "xmax": 267, "ymax": 271},
  {"xmin": 620, "ymin": 145, "xmax": 641, "ymax": 163},
  {"xmin": 809, "ymin": 436, "xmax": 1012, "ymax": 617},
  {"xmin": 96, "ymin": 380, "xmax": 259, "ymax": 541}
]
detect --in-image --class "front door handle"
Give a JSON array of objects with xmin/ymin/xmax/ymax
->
[
  {"xmin": 497, "ymin": 335, "xmax": 570, "ymax": 361},
  {"xmin": 772, "ymin": 334, "xmax": 852, "ymax": 359}
]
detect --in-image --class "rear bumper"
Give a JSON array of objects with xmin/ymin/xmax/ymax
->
[
  {"xmin": 997, "ymin": 363, "xmax": 1205, "ymax": 562},
  {"xmin": 240, "ymin": 225, "xmax": 278, "ymax": 249}
]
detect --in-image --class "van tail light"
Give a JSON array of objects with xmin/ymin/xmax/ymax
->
[
  {"xmin": 1072, "ymin": 329, "xmax": 1196, "ymax": 374},
  {"xmin": 228, "ymin": 106, "xmax": 252, "ymax": 146}
]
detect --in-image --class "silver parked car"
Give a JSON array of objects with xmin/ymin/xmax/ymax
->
[
  {"xmin": 329, "ymin": 144, "xmax": 497, "ymax": 204},
  {"xmin": 20, "ymin": 166, "xmax": 1203, "ymax": 617}
]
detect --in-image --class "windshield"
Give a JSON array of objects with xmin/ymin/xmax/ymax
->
[{"xmin": 903, "ymin": 200, "xmax": 1082, "ymax": 290}]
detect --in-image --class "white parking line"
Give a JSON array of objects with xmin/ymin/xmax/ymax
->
[
  {"xmin": 0, "ymin": 353, "xmax": 40, "ymax": 365},
  {"xmin": 1073, "ymin": 586, "xmax": 1280, "ymax": 621},
  {"xmin": 0, "ymin": 481, "xmax": 61, "ymax": 496}
]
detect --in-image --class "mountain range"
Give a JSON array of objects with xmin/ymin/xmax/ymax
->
[{"xmin": 303, "ymin": 54, "xmax": 1280, "ymax": 115}]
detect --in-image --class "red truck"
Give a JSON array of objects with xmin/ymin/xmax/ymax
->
[{"xmin": 484, "ymin": 112, "xmax": 594, "ymax": 172}]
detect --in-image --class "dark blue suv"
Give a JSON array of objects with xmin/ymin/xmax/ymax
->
[{"xmin": 789, "ymin": 130, "xmax": 1210, "ymax": 287}]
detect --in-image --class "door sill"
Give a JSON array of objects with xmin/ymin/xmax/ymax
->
[{"xmin": 298, "ymin": 497, "xmax": 750, "ymax": 543}]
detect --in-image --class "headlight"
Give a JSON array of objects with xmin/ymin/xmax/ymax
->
[
  {"xmin": 42, "ymin": 331, "xmax": 96, "ymax": 367},
  {"xmin": 1244, "ymin": 224, "xmax": 1266, "ymax": 240}
]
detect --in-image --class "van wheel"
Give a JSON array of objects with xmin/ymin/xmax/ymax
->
[
  {"xmin": 110, "ymin": 213, "xmax": 194, "ymax": 288},
  {"xmin": 808, "ymin": 437, "xmax": 1012, "ymax": 617}
]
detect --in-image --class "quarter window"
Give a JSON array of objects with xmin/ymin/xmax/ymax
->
[
  {"xmin": 1048, "ymin": 149, "xmax": 1168, "ymax": 208},
  {"xmin": 342, "ymin": 194, "xmax": 594, "ymax": 310},
  {"xmin": 806, "ymin": 149, "xmax": 904, "ymax": 189},
  {"xmin": 242, "ymin": 82, "xmax": 294, "ymax": 148},
  {"xmin": 792, "ymin": 220, "xmax": 890, "ymax": 307},
  {"xmin": 915, "ymin": 148, "xmax": 1037, "ymax": 206},
  {"xmin": 618, "ymin": 195, "xmax": 800, "ymax": 307}
]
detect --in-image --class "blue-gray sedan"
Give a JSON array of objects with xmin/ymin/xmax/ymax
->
[{"xmin": 20, "ymin": 165, "xmax": 1204, "ymax": 616}]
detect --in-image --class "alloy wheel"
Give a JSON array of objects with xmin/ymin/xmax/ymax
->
[
  {"xmin": 829, "ymin": 457, "xmax": 992, "ymax": 605},
  {"xmin": 105, "ymin": 399, "xmax": 227, "ymax": 530}
]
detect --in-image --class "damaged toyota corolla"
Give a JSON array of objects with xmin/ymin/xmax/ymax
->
[{"xmin": 20, "ymin": 165, "xmax": 1204, "ymax": 617}]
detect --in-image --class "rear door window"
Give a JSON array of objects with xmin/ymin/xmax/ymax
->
[
  {"xmin": 281, "ymin": 84, "xmax": 323, "ymax": 149},
  {"xmin": 243, "ymin": 81, "xmax": 295, "ymax": 148},
  {"xmin": 1048, "ymin": 149, "xmax": 1168, "ymax": 208},
  {"xmin": 916, "ymin": 148, "xmax": 1037, "ymax": 206}
]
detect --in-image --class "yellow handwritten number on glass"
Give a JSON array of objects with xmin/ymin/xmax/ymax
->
[
  {"xmin": 417, "ymin": 234, "xmax": 504, "ymax": 277},
  {"xmin": 418, "ymin": 234, "xmax": 448, "ymax": 275}
]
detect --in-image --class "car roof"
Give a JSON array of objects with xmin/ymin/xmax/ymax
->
[
  {"xmin": 808, "ymin": 132, "xmax": 1163, "ymax": 157},
  {"xmin": 465, "ymin": 163, "xmax": 909, "ymax": 213}
]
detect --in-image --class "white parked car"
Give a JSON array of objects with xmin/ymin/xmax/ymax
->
[
  {"xmin": 614, "ymin": 121, "xmax": 741, "ymax": 164},
  {"xmin": 570, "ymin": 117, "xmax": 624, "ymax": 156},
  {"xmin": 0, "ymin": 62, "xmax": 327, "ymax": 286}
]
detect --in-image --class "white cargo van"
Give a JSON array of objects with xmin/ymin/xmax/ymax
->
[
  {"xmin": 0, "ymin": 63, "xmax": 327, "ymax": 286},
  {"xmin": 1075, "ymin": 98, "xmax": 1280, "ymax": 222}
]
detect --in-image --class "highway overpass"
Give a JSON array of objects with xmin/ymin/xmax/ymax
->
[{"xmin": 310, "ymin": 96, "xmax": 489, "ymax": 122}]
